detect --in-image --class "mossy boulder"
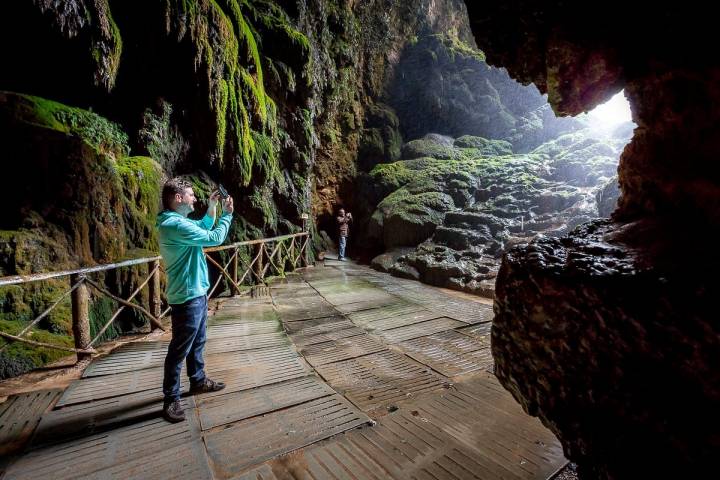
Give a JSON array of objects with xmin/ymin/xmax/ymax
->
[
  {"xmin": 362, "ymin": 130, "xmax": 627, "ymax": 296},
  {"xmin": 454, "ymin": 136, "xmax": 513, "ymax": 156},
  {"xmin": 373, "ymin": 189, "xmax": 455, "ymax": 247},
  {"xmin": 401, "ymin": 134, "xmax": 459, "ymax": 160}
]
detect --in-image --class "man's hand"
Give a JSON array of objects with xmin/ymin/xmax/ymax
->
[
  {"xmin": 222, "ymin": 196, "xmax": 234, "ymax": 215},
  {"xmin": 208, "ymin": 190, "xmax": 221, "ymax": 211}
]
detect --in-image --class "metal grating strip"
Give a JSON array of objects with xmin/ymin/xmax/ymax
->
[
  {"xmin": 457, "ymin": 321, "xmax": 492, "ymax": 340},
  {"xmin": 277, "ymin": 306, "xmax": 342, "ymax": 322},
  {"xmin": 257, "ymin": 413, "xmax": 524, "ymax": 480},
  {"xmin": 74, "ymin": 441, "xmax": 212, "ymax": 480},
  {"xmin": 59, "ymin": 346, "xmax": 308, "ymax": 407},
  {"xmin": 429, "ymin": 300, "xmax": 494, "ymax": 325},
  {"xmin": 205, "ymin": 332, "xmax": 289, "ymax": 355},
  {"xmin": 59, "ymin": 368, "xmax": 168, "ymax": 407},
  {"xmin": 314, "ymin": 350, "xmax": 448, "ymax": 413},
  {"xmin": 204, "ymin": 395, "xmax": 372, "ymax": 478},
  {"xmin": 210, "ymin": 308, "xmax": 279, "ymax": 324},
  {"xmin": 32, "ymin": 389, "xmax": 164, "ymax": 447},
  {"xmin": 372, "ymin": 317, "xmax": 465, "ymax": 343},
  {"xmin": 197, "ymin": 376, "xmax": 336, "ymax": 430},
  {"xmin": 347, "ymin": 304, "xmax": 426, "ymax": 325},
  {"xmin": 4, "ymin": 398, "xmax": 202, "ymax": 480},
  {"xmin": 334, "ymin": 298, "xmax": 406, "ymax": 314},
  {"xmin": 206, "ymin": 321, "xmax": 281, "ymax": 338},
  {"xmin": 299, "ymin": 335, "xmax": 387, "ymax": 367},
  {"xmin": 290, "ymin": 326, "xmax": 367, "ymax": 347},
  {"xmin": 0, "ymin": 389, "xmax": 60, "ymax": 457},
  {"xmin": 321, "ymin": 292, "xmax": 400, "ymax": 306},
  {"xmin": 398, "ymin": 373, "xmax": 567, "ymax": 479},
  {"xmin": 396, "ymin": 330, "xmax": 493, "ymax": 377},
  {"xmin": 254, "ymin": 374, "xmax": 565, "ymax": 480},
  {"xmin": 360, "ymin": 310, "xmax": 444, "ymax": 332},
  {"xmin": 282, "ymin": 316, "xmax": 352, "ymax": 335},
  {"xmin": 83, "ymin": 342, "xmax": 167, "ymax": 378}
]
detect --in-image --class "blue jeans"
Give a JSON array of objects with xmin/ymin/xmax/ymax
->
[
  {"xmin": 339, "ymin": 236, "xmax": 347, "ymax": 259},
  {"xmin": 163, "ymin": 294, "xmax": 207, "ymax": 403}
]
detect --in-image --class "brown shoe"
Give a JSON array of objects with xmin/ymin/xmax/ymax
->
[
  {"xmin": 189, "ymin": 378, "xmax": 226, "ymax": 395},
  {"xmin": 163, "ymin": 399, "xmax": 185, "ymax": 423}
]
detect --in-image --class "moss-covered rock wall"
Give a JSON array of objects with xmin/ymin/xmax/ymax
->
[{"xmin": 0, "ymin": 0, "xmax": 482, "ymax": 377}]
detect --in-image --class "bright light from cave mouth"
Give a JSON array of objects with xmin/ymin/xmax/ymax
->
[{"xmin": 587, "ymin": 90, "xmax": 632, "ymax": 128}]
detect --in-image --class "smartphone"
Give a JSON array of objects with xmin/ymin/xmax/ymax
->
[{"xmin": 218, "ymin": 184, "xmax": 229, "ymax": 199}]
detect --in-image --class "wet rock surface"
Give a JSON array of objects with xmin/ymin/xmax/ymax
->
[
  {"xmin": 494, "ymin": 219, "xmax": 720, "ymax": 479},
  {"xmin": 367, "ymin": 130, "xmax": 627, "ymax": 295},
  {"xmin": 464, "ymin": 2, "xmax": 720, "ymax": 477}
]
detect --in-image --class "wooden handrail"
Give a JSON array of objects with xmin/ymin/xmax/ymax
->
[
  {"xmin": 0, "ymin": 231, "xmax": 311, "ymax": 362},
  {"xmin": 0, "ymin": 232, "xmax": 309, "ymax": 286},
  {"xmin": 0, "ymin": 256, "xmax": 162, "ymax": 287}
]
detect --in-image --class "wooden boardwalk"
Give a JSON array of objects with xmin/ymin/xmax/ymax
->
[{"xmin": 0, "ymin": 261, "xmax": 566, "ymax": 479}]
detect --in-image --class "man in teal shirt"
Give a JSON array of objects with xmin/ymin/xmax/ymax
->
[{"xmin": 157, "ymin": 177, "xmax": 234, "ymax": 422}]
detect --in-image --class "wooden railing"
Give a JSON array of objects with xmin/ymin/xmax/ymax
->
[{"xmin": 0, "ymin": 232, "xmax": 311, "ymax": 363}]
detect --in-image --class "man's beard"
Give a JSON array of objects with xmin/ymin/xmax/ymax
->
[{"xmin": 177, "ymin": 203, "xmax": 194, "ymax": 217}]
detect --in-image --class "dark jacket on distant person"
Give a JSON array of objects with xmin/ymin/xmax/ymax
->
[{"xmin": 337, "ymin": 214, "xmax": 352, "ymax": 237}]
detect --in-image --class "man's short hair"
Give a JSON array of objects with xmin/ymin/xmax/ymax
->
[{"xmin": 162, "ymin": 177, "xmax": 192, "ymax": 211}]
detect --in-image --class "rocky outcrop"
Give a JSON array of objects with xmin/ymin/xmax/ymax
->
[
  {"xmin": 368, "ymin": 130, "xmax": 628, "ymax": 295},
  {"xmin": 464, "ymin": 1, "xmax": 720, "ymax": 477},
  {"xmin": 495, "ymin": 220, "xmax": 719, "ymax": 479}
]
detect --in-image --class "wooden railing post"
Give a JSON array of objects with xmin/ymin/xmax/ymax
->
[
  {"xmin": 304, "ymin": 235, "xmax": 310, "ymax": 267},
  {"xmin": 231, "ymin": 247, "xmax": 240, "ymax": 295},
  {"xmin": 148, "ymin": 260, "xmax": 161, "ymax": 321},
  {"xmin": 288, "ymin": 238, "xmax": 295, "ymax": 270},
  {"xmin": 254, "ymin": 243, "xmax": 264, "ymax": 284},
  {"xmin": 70, "ymin": 273, "xmax": 91, "ymax": 362}
]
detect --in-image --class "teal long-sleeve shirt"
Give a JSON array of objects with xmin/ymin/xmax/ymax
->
[{"xmin": 156, "ymin": 210, "xmax": 233, "ymax": 304}]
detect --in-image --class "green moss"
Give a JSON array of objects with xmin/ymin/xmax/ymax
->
[
  {"xmin": 95, "ymin": 0, "xmax": 123, "ymax": 90},
  {"xmin": 16, "ymin": 94, "xmax": 129, "ymax": 157},
  {"xmin": 250, "ymin": 185, "xmax": 278, "ymax": 230},
  {"xmin": 138, "ymin": 101, "xmax": 187, "ymax": 169},
  {"xmin": 430, "ymin": 29, "xmax": 486, "ymax": 63},
  {"xmin": 165, "ymin": 0, "xmax": 307, "ymax": 186},
  {"xmin": 89, "ymin": 296, "xmax": 120, "ymax": 344},
  {"xmin": 454, "ymin": 136, "xmax": 513, "ymax": 156},
  {"xmin": 401, "ymin": 138, "xmax": 460, "ymax": 161},
  {"xmin": 0, "ymin": 317, "xmax": 74, "ymax": 379},
  {"xmin": 116, "ymin": 156, "xmax": 163, "ymax": 250},
  {"xmin": 379, "ymin": 189, "xmax": 454, "ymax": 221}
]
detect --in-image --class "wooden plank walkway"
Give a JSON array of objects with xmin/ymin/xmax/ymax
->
[{"xmin": 0, "ymin": 261, "xmax": 566, "ymax": 479}]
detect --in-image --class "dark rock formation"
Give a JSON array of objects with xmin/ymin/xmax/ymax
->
[
  {"xmin": 465, "ymin": 1, "xmax": 720, "ymax": 477},
  {"xmin": 385, "ymin": 31, "xmax": 583, "ymax": 153},
  {"xmin": 495, "ymin": 220, "xmax": 719, "ymax": 479}
]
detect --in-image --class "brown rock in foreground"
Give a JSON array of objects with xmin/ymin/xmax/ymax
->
[{"xmin": 493, "ymin": 220, "xmax": 719, "ymax": 478}]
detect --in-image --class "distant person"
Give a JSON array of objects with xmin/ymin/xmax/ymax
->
[
  {"xmin": 156, "ymin": 178, "xmax": 234, "ymax": 423},
  {"xmin": 336, "ymin": 208, "xmax": 352, "ymax": 260}
]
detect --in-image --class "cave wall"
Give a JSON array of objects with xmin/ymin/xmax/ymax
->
[
  {"xmin": 0, "ymin": 0, "xmax": 475, "ymax": 376},
  {"xmin": 464, "ymin": 1, "xmax": 720, "ymax": 478}
]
